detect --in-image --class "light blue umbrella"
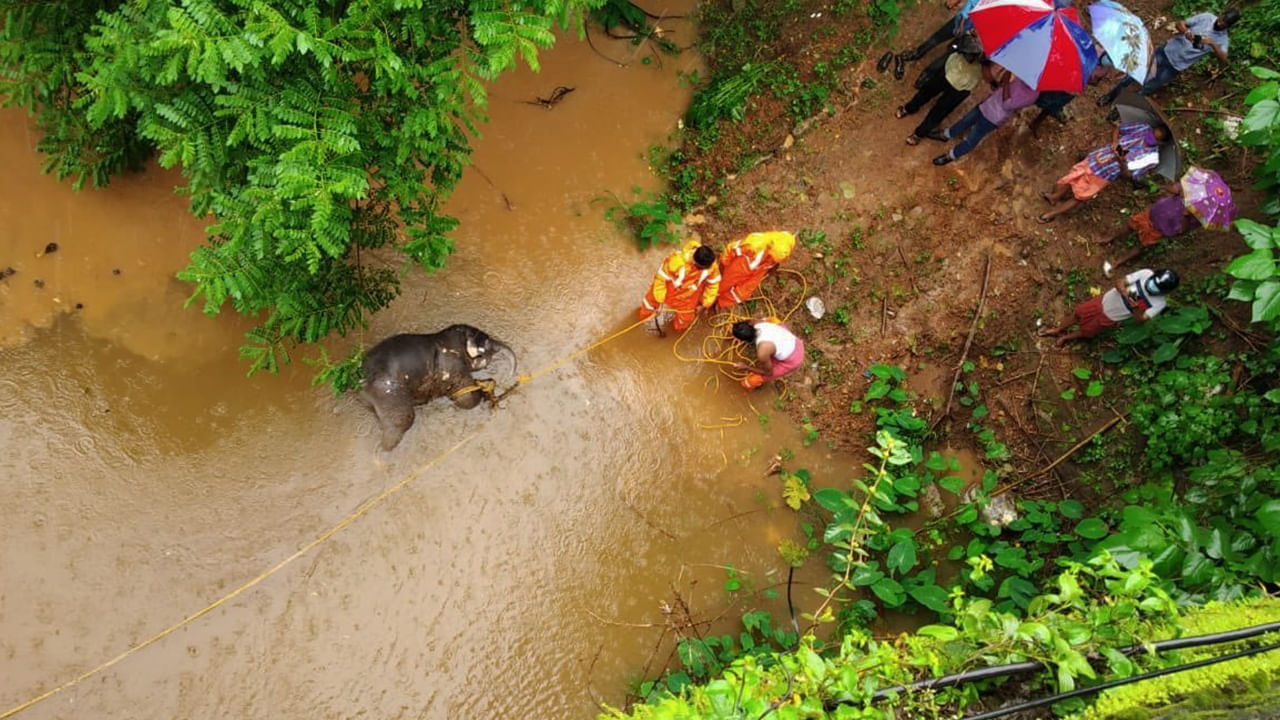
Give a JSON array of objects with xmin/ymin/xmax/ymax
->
[{"xmin": 1088, "ymin": 0, "xmax": 1151, "ymax": 84}]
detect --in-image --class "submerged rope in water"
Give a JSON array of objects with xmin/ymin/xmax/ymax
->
[
  {"xmin": 0, "ymin": 431, "xmax": 481, "ymax": 720},
  {"xmin": 5, "ymin": 315, "xmax": 663, "ymax": 719}
]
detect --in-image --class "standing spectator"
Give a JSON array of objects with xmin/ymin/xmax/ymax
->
[
  {"xmin": 1039, "ymin": 268, "xmax": 1179, "ymax": 347},
  {"xmin": 1097, "ymin": 8, "xmax": 1240, "ymax": 106},
  {"xmin": 931, "ymin": 68, "xmax": 1040, "ymax": 166},
  {"xmin": 1097, "ymin": 179, "xmax": 1203, "ymax": 273},
  {"xmin": 896, "ymin": 0, "xmax": 977, "ymax": 68},
  {"xmin": 1037, "ymin": 121, "xmax": 1168, "ymax": 222},
  {"xmin": 896, "ymin": 36, "xmax": 987, "ymax": 145}
]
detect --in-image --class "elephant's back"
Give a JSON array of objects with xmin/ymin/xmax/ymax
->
[{"xmin": 362, "ymin": 333, "xmax": 435, "ymax": 380}]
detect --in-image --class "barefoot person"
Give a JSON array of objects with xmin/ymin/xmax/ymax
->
[
  {"xmin": 1097, "ymin": 181, "xmax": 1201, "ymax": 273},
  {"xmin": 1037, "ymin": 121, "xmax": 1168, "ymax": 223},
  {"xmin": 1039, "ymin": 268, "xmax": 1179, "ymax": 347},
  {"xmin": 732, "ymin": 320, "xmax": 805, "ymax": 391}
]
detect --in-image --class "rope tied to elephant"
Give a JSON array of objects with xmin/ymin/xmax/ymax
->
[{"xmin": 3, "ymin": 276, "xmax": 806, "ymax": 719}]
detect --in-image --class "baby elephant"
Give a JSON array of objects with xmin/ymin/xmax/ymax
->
[{"xmin": 358, "ymin": 325, "xmax": 516, "ymax": 450}]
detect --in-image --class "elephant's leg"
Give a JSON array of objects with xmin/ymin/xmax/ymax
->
[{"xmin": 373, "ymin": 396, "xmax": 416, "ymax": 450}]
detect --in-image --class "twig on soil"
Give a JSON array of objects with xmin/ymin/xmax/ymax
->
[
  {"xmin": 931, "ymin": 252, "xmax": 991, "ymax": 431},
  {"xmin": 880, "ymin": 296, "xmax": 888, "ymax": 337},
  {"xmin": 896, "ymin": 243, "xmax": 919, "ymax": 295},
  {"xmin": 1167, "ymin": 106, "xmax": 1238, "ymax": 116},
  {"xmin": 1017, "ymin": 414, "xmax": 1127, "ymax": 485},
  {"xmin": 1207, "ymin": 303, "xmax": 1264, "ymax": 351},
  {"xmin": 993, "ymin": 366, "xmax": 1039, "ymax": 387}
]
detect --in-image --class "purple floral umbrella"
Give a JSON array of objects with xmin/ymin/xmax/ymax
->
[{"xmin": 1180, "ymin": 167, "xmax": 1237, "ymax": 231}]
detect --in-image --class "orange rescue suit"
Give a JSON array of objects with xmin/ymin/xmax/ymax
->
[
  {"xmin": 638, "ymin": 240, "xmax": 721, "ymax": 332},
  {"xmin": 715, "ymin": 231, "xmax": 796, "ymax": 310}
]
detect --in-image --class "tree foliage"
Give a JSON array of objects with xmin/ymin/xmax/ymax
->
[{"xmin": 1, "ymin": 0, "xmax": 598, "ymax": 383}]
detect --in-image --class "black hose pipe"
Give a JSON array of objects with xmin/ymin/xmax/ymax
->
[
  {"xmin": 821, "ymin": 619, "xmax": 1280, "ymax": 711},
  {"xmin": 958, "ymin": 639, "xmax": 1280, "ymax": 720}
]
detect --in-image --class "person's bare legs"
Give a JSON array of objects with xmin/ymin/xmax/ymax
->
[
  {"xmin": 1095, "ymin": 220, "xmax": 1130, "ymax": 245},
  {"xmin": 1040, "ymin": 183, "xmax": 1071, "ymax": 203},
  {"xmin": 1110, "ymin": 245, "xmax": 1143, "ymax": 270},
  {"xmin": 1054, "ymin": 331, "xmax": 1085, "ymax": 347},
  {"xmin": 1038, "ymin": 198, "xmax": 1081, "ymax": 223}
]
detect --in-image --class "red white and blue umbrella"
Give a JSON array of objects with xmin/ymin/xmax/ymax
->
[{"xmin": 968, "ymin": 0, "xmax": 1100, "ymax": 93}]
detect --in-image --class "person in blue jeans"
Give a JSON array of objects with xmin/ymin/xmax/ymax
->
[
  {"xmin": 1097, "ymin": 8, "xmax": 1239, "ymax": 106},
  {"xmin": 932, "ymin": 69, "xmax": 1039, "ymax": 166}
]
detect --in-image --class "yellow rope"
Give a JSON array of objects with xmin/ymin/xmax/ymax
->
[
  {"xmin": 0, "ymin": 431, "xmax": 480, "ymax": 720},
  {"xmin": 453, "ymin": 315, "xmax": 653, "ymax": 400},
  {"xmin": 4, "ymin": 315, "xmax": 660, "ymax": 719}
]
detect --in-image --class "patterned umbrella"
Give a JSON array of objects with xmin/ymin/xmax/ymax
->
[
  {"xmin": 1088, "ymin": 1, "xmax": 1151, "ymax": 84},
  {"xmin": 968, "ymin": 0, "xmax": 1100, "ymax": 92},
  {"xmin": 1180, "ymin": 167, "xmax": 1237, "ymax": 231}
]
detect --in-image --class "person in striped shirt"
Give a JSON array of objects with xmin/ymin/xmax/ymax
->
[{"xmin": 1037, "ymin": 121, "xmax": 1169, "ymax": 223}]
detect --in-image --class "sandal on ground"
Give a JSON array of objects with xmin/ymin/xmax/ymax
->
[
  {"xmin": 893, "ymin": 54, "xmax": 906, "ymax": 80},
  {"xmin": 925, "ymin": 129, "xmax": 947, "ymax": 142},
  {"xmin": 895, "ymin": 105, "xmax": 910, "ymax": 119},
  {"xmin": 905, "ymin": 134, "xmax": 920, "ymax": 145},
  {"xmin": 1036, "ymin": 213, "xmax": 1055, "ymax": 224},
  {"xmin": 877, "ymin": 51, "xmax": 894, "ymax": 73},
  {"xmin": 932, "ymin": 154, "xmax": 952, "ymax": 166}
]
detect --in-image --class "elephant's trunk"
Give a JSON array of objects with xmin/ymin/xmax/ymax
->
[{"xmin": 473, "ymin": 341, "xmax": 517, "ymax": 384}]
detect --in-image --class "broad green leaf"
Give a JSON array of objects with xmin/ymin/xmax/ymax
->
[
  {"xmin": 1253, "ymin": 279, "xmax": 1280, "ymax": 324},
  {"xmin": 1152, "ymin": 341, "xmax": 1180, "ymax": 364},
  {"xmin": 1085, "ymin": 380, "xmax": 1104, "ymax": 397},
  {"xmin": 1181, "ymin": 550, "xmax": 1214, "ymax": 586},
  {"xmin": 870, "ymin": 577, "xmax": 906, "ymax": 606},
  {"xmin": 813, "ymin": 488, "xmax": 850, "ymax": 512},
  {"xmin": 916, "ymin": 624, "xmax": 959, "ymax": 641},
  {"xmin": 1071, "ymin": 367, "xmax": 1091, "ymax": 379},
  {"xmin": 908, "ymin": 584, "xmax": 951, "ymax": 613},
  {"xmin": 1250, "ymin": 66, "xmax": 1280, "ymax": 80},
  {"xmin": 1225, "ymin": 248, "xmax": 1277, "ymax": 281},
  {"xmin": 1059, "ymin": 499, "xmax": 1085, "ymax": 519},
  {"xmin": 1235, "ymin": 219, "xmax": 1278, "ymax": 250},
  {"xmin": 1256, "ymin": 500, "xmax": 1280, "ymax": 538},
  {"xmin": 1074, "ymin": 518, "xmax": 1109, "ymax": 539},
  {"xmin": 887, "ymin": 540, "xmax": 918, "ymax": 575}
]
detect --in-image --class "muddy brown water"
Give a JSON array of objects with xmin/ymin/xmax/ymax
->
[{"xmin": 0, "ymin": 16, "xmax": 907, "ymax": 720}]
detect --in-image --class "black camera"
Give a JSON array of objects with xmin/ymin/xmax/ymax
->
[{"xmin": 1192, "ymin": 34, "xmax": 1204, "ymax": 48}]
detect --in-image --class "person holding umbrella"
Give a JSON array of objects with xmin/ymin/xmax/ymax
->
[
  {"xmin": 1098, "ymin": 167, "xmax": 1236, "ymax": 273},
  {"xmin": 1037, "ymin": 118, "xmax": 1170, "ymax": 222},
  {"xmin": 1097, "ymin": 8, "xmax": 1240, "ymax": 106}
]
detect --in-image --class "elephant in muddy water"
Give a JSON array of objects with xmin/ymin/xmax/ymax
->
[{"xmin": 358, "ymin": 325, "xmax": 516, "ymax": 450}]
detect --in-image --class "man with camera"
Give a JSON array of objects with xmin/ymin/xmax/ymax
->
[{"xmin": 1097, "ymin": 8, "xmax": 1240, "ymax": 107}]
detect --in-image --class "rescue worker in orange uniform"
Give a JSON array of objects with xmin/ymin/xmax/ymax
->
[
  {"xmin": 715, "ymin": 231, "xmax": 797, "ymax": 310},
  {"xmin": 638, "ymin": 240, "xmax": 721, "ymax": 333}
]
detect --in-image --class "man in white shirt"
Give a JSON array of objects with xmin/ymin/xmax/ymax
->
[
  {"xmin": 732, "ymin": 320, "xmax": 806, "ymax": 390},
  {"xmin": 1098, "ymin": 9, "xmax": 1239, "ymax": 106},
  {"xmin": 1039, "ymin": 269, "xmax": 1179, "ymax": 347}
]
